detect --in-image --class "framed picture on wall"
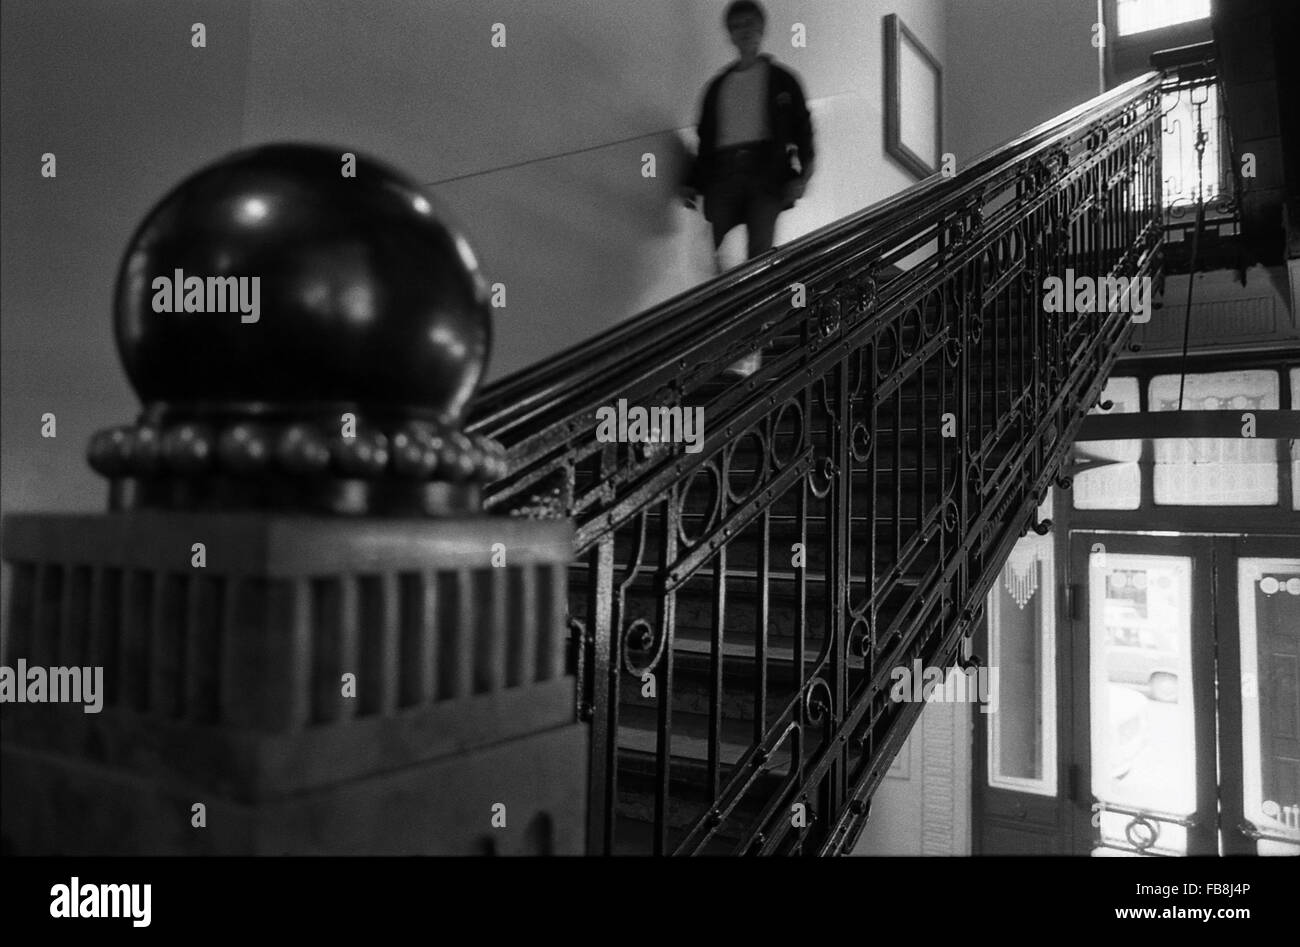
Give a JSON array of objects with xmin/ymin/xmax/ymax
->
[{"xmin": 884, "ymin": 13, "xmax": 943, "ymax": 179}]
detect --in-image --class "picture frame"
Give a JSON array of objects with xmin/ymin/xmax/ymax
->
[{"xmin": 884, "ymin": 13, "xmax": 943, "ymax": 179}]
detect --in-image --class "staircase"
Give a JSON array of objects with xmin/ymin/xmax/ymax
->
[
  {"xmin": 469, "ymin": 67, "xmax": 1173, "ymax": 855},
  {"xmin": 597, "ymin": 291, "xmax": 1025, "ymax": 854}
]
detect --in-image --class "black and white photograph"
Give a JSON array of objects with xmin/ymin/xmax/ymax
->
[{"xmin": 1, "ymin": 0, "xmax": 1295, "ymax": 930}]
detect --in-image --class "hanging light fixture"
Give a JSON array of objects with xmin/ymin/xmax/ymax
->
[{"xmin": 1004, "ymin": 538, "xmax": 1041, "ymax": 609}]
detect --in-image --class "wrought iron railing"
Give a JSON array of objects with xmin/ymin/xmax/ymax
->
[
  {"xmin": 1156, "ymin": 44, "xmax": 1241, "ymax": 259},
  {"xmin": 469, "ymin": 69, "xmax": 1170, "ymax": 854}
]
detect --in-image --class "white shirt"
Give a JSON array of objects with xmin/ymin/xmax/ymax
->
[{"xmin": 717, "ymin": 59, "xmax": 770, "ymax": 148}]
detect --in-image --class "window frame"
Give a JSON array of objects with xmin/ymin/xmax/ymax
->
[
  {"xmin": 1070, "ymin": 353, "xmax": 1300, "ymax": 532},
  {"xmin": 986, "ymin": 514, "xmax": 1059, "ymax": 798},
  {"xmin": 1103, "ymin": 0, "xmax": 1213, "ymax": 85}
]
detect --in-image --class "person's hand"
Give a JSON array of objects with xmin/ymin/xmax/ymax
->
[{"xmin": 679, "ymin": 185, "xmax": 700, "ymax": 209}]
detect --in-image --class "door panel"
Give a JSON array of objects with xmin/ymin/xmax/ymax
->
[
  {"xmin": 1223, "ymin": 539, "xmax": 1300, "ymax": 855},
  {"xmin": 1087, "ymin": 550, "xmax": 1201, "ymax": 854},
  {"xmin": 972, "ymin": 519, "xmax": 1072, "ymax": 854},
  {"xmin": 975, "ymin": 525, "xmax": 1300, "ymax": 855},
  {"xmin": 1070, "ymin": 533, "xmax": 1218, "ymax": 855}
]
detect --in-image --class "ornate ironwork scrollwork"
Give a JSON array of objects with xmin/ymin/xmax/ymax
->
[
  {"xmin": 622, "ymin": 617, "xmax": 666, "ymax": 677},
  {"xmin": 851, "ymin": 617, "xmax": 873, "ymax": 658},
  {"xmin": 726, "ymin": 427, "xmax": 768, "ymax": 502},
  {"xmin": 875, "ymin": 321, "xmax": 901, "ymax": 379},
  {"xmin": 808, "ymin": 454, "xmax": 837, "ymax": 499},
  {"xmin": 817, "ymin": 293, "xmax": 842, "ymax": 338},
  {"xmin": 944, "ymin": 337, "xmax": 962, "ymax": 367},
  {"xmin": 850, "ymin": 423, "xmax": 873, "ymax": 463},
  {"xmin": 677, "ymin": 463, "xmax": 721, "ymax": 546},
  {"xmin": 942, "ymin": 497, "xmax": 960, "ymax": 534},
  {"xmin": 805, "ymin": 677, "xmax": 834, "ymax": 725},
  {"xmin": 1124, "ymin": 815, "xmax": 1160, "ymax": 852},
  {"xmin": 770, "ymin": 399, "xmax": 804, "ymax": 467}
]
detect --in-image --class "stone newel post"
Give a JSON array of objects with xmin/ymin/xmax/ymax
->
[{"xmin": 0, "ymin": 144, "xmax": 582, "ymax": 855}]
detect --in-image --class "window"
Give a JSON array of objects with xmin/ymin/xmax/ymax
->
[
  {"xmin": 987, "ymin": 498, "xmax": 1057, "ymax": 796},
  {"xmin": 1074, "ymin": 378, "xmax": 1141, "ymax": 510},
  {"xmin": 1115, "ymin": 0, "xmax": 1210, "ymax": 37},
  {"xmin": 1073, "ymin": 370, "xmax": 1296, "ymax": 512},
  {"xmin": 1149, "ymin": 372, "xmax": 1280, "ymax": 506},
  {"xmin": 1092, "ymin": 376, "xmax": 1141, "ymax": 416},
  {"xmin": 1148, "ymin": 371, "xmax": 1279, "ymax": 413},
  {"xmin": 1292, "ymin": 370, "xmax": 1299, "ymax": 511},
  {"xmin": 1161, "ymin": 85, "xmax": 1222, "ymax": 207},
  {"xmin": 1105, "ymin": 0, "xmax": 1214, "ymax": 92}
]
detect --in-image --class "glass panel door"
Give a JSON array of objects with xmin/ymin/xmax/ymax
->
[
  {"xmin": 1089, "ymin": 551, "xmax": 1199, "ymax": 854},
  {"xmin": 1071, "ymin": 533, "xmax": 1218, "ymax": 856},
  {"xmin": 1236, "ymin": 557, "xmax": 1300, "ymax": 855}
]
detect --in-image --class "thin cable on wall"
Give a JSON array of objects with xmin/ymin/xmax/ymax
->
[{"xmin": 1176, "ymin": 81, "xmax": 1211, "ymax": 411}]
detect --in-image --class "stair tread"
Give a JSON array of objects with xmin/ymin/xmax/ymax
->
[
  {"xmin": 617, "ymin": 703, "xmax": 794, "ymax": 768},
  {"xmin": 666, "ymin": 627, "xmax": 867, "ymax": 668}
]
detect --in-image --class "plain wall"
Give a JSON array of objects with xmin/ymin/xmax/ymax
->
[
  {"xmin": 945, "ymin": 0, "xmax": 1101, "ymax": 162},
  {"xmin": 851, "ymin": 700, "xmax": 972, "ymax": 855},
  {"xmin": 239, "ymin": 0, "xmax": 949, "ymax": 380},
  {"xmin": 0, "ymin": 1, "xmax": 252, "ymax": 522},
  {"xmin": 2, "ymin": 0, "xmax": 946, "ymax": 521}
]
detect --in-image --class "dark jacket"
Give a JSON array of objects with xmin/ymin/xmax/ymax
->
[{"xmin": 688, "ymin": 55, "xmax": 815, "ymax": 199}]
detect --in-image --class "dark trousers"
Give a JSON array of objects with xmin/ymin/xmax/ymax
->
[{"xmin": 702, "ymin": 143, "xmax": 785, "ymax": 259}]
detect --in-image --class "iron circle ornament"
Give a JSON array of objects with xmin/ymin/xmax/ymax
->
[
  {"xmin": 850, "ymin": 422, "xmax": 873, "ymax": 463},
  {"xmin": 944, "ymin": 337, "xmax": 962, "ymax": 367},
  {"xmin": 726, "ymin": 427, "xmax": 767, "ymax": 502},
  {"xmin": 922, "ymin": 288, "xmax": 944, "ymax": 338},
  {"xmin": 875, "ymin": 321, "xmax": 901, "ymax": 381},
  {"xmin": 942, "ymin": 497, "xmax": 960, "ymax": 533},
  {"xmin": 851, "ymin": 616, "xmax": 873, "ymax": 658},
  {"xmin": 770, "ymin": 399, "xmax": 804, "ymax": 467},
  {"xmin": 677, "ymin": 462, "xmax": 721, "ymax": 547},
  {"xmin": 621, "ymin": 617, "xmax": 667, "ymax": 677},
  {"xmin": 1124, "ymin": 815, "xmax": 1160, "ymax": 851},
  {"xmin": 808, "ymin": 454, "xmax": 837, "ymax": 499},
  {"xmin": 900, "ymin": 305, "xmax": 924, "ymax": 357},
  {"xmin": 805, "ymin": 677, "xmax": 834, "ymax": 724}
]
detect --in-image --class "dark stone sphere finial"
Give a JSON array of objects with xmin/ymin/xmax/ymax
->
[{"xmin": 88, "ymin": 143, "xmax": 507, "ymax": 516}]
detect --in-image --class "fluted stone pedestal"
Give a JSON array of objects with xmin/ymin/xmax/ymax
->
[{"xmin": 1, "ymin": 512, "xmax": 582, "ymax": 855}]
